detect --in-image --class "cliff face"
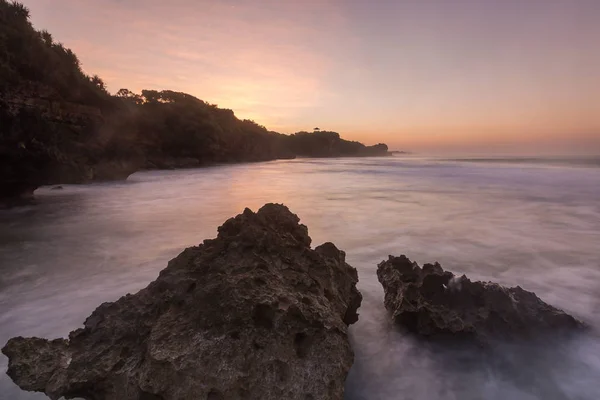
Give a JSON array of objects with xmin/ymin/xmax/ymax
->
[
  {"xmin": 0, "ymin": 1, "xmax": 140, "ymax": 204},
  {"xmin": 0, "ymin": 89, "xmax": 140, "ymax": 204},
  {"xmin": 4, "ymin": 83, "xmax": 103, "ymax": 122}
]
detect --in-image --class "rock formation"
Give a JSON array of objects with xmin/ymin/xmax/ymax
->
[
  {"xmin": 2, "ymin": 204, "xmax": 362, "ymax": 400},
  {"xmin": 285, "ymin": 131, "xmax": 389, "ymax": 158},
  {"xmin": 377, "ymin": 255, "xmax": 583, "ymax": 341}
]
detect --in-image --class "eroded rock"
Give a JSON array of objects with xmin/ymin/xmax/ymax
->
[
  {"xmin": 2, "ymin": 204, "xmax": 362, "ymax": 400},
  {"xmin": 377, "ymin": 255, "xmax": 583, "ymax": 341}
]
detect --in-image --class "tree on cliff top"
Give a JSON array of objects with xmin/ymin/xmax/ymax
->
[{"xmin": 0, "ymin": 0, "xmax": 110, "ymax": 107}]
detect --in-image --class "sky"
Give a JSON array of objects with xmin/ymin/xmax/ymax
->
[{"xmin": 24, "ymin": 0, "xmax": 600, "ymax": 155}]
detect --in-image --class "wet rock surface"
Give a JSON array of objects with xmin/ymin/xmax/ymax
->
[
  {"xmin": 2, "ymin": 204, "xmax": 362, "ymax": 400},
  {"xmin": 377, "ymin": 255, "xmax": 584, "ymax": 341}
]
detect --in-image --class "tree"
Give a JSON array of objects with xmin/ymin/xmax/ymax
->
[
  {"xmin": 116, "ymin": 88, "xmax": 143, "ymax": 105},
  {"xmin": 63, "ymin": 48, "xmax": 80, "ymax": 68},
  {"xmin": 90, "ymin": 74, "xmax": 107, "ymax": 91},
  {"xmin": 116, "ymin": 88, "xmax": 133, "ymax": 98},
  {"xmin": 40, "ymin": 30, "xmax": 52, "ymax": 46},
  {"xmin": 314, "ymin": 127, "xmax": 320, "ymax": 132},
  {"xmin": 8, "ymin": 1, "xmax": 29, "ymax": 19},
  {"xmin": 141, "ymin": 89, "xmax": 160, "ymax": 103}
]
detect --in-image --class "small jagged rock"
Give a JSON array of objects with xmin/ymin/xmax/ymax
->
[
  {"xmin": 377, "ymin": 255, "xmax": 583, "ymax": 341},
  {"xmin": 2, "ymin": 204, "xmax": 362, "ymax": 400}
]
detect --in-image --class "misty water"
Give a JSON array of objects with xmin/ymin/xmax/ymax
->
[{"xmin": 1, "ymin": 156, "xmax": 599, "ymax": 400}]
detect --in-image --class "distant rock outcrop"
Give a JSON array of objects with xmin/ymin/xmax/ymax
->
[
  {"xmin": 377, "ymin": 255, "xmax": 583, "ymax": 342},
  {"xmin": 2, "ymin": 204, "xmax": 362, "ymax": 400},
  {"xmin": 286, "ymin": 131, "xmax": 389, "ymax": 158}
]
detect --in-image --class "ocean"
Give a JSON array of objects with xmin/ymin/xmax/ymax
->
[{"xmin": 1, "ymin": 156, "xmax": 599, "ymax": 399}]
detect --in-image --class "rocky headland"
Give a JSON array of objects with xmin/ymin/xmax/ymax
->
[{"xmin": 0, "ymin": 0, "xmax": 389, "ymax": 205}]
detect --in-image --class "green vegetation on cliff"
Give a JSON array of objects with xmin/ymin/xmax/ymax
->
[
  {"xmin": 288, "ymin": 131, "xmax": 389, "ymax": 158},
  {"xmin": 0, "ymin": 0, "xmax": 138, "ymax": 201},
  {"xmin": 115, "ymin": 89, "xmax": 294, "ymax": 168},
  {"xmin": 0, "ymin": 1, "xmax": 109, "ymax": 105},
  {"xmin": 0, "ymin": 0, "xmax": 388, "ymax": 203},
  {"xmin": 113, "ymin": 89, "xmax": 387, "ymax": 168}
]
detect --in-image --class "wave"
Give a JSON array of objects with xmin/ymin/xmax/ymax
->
[{"xmin": 441, "ymin": 156, "xmax": 600, "ymax": 168}]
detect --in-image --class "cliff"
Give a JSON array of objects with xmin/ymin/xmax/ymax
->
[
  {"xmin": 0, "ymin": 86, "xmax": 140, "ymax": 204},
  {"xmin": 0, "ymin": 1, "xmax": 388, "ymax": 205},
  {"xmin": 0, "ymin": 1, "xmax": 140, "ymax": 204},
  {"xmin": 118, "ymin": 91, "xmax": 388, "ymax": 170}
]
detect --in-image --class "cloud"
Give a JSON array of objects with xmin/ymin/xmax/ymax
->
[
  {"xmin": 25, "ymin": 0, "xmax": 600, "ymax": 152},
  {"xmin": 27, "ymin": 0, "xmax": 347, "ymax": 125}
]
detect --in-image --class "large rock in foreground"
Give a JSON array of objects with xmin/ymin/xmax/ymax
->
[
  {"xmin": 377, "ymin": 255, "xmax": 583, "ymax": 341},
  {"xmin": 2, "ymin": 204, "xmax": 362, "ymax": 400}
]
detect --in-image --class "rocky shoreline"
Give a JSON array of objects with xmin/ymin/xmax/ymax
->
[
  {"xmin": 2, "ymin": 204, "xmax": 362, "ymax": 400},
  {"xmin": 377, "ymin": 255, "xmax": 584, "ymax": 343},
  {"xmin": 1, "ymin": 204, "xmax": 585, "ymax": 399}
]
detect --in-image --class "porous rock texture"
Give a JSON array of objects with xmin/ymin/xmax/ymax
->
[
  {"xmin": 377, "ymin": 255, "xmax": 583, "ymax": 341},
  {"xmin": 2, "ymin": 204, "xmax": 362, "ymax": 400}
]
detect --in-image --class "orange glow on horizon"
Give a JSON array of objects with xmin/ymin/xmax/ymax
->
[{"xmin": 23, "ymin": 0, "xmax": 600, "ymax": 155}]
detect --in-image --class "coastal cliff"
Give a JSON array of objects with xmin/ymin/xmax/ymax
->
[
  {"xmin": 0, "ymin": 1, "xmax": 388, "ymax": 204},
  {"xmin": 0, "ymin": 1, "xmax": 140, "ymax": 204}
]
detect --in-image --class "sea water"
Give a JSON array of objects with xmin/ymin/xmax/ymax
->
[{"xmin": 1, "ymin": 156, "xmax": 599, "ymax": 399}]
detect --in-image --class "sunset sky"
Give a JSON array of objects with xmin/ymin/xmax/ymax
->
[{"xmin": 25, "ymin": 0, "xmax": 600, "ymax": 154}]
